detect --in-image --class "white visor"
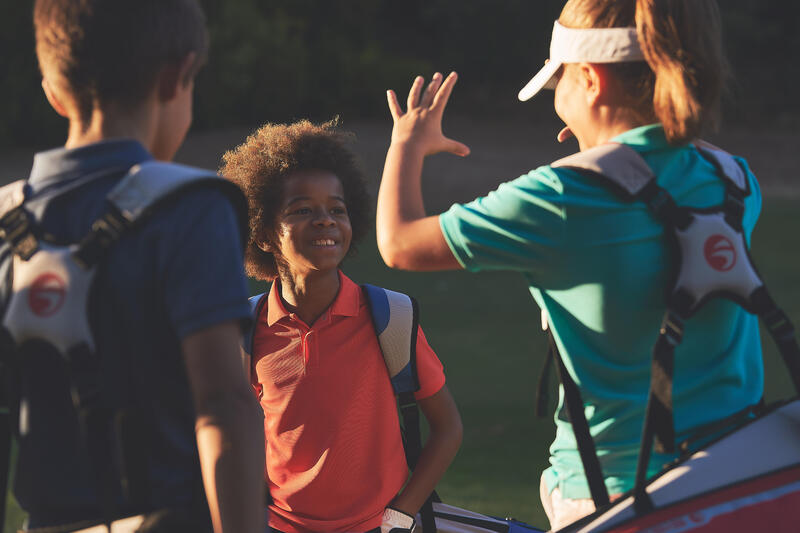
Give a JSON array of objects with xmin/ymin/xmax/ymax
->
[{"xmin": 518, "ymin": 21, "xmax": 645, "ymax": 101}]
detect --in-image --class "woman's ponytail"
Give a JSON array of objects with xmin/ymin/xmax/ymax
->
[{"xmin": 635, "ymin": 0, "xmax": 727, "ymax": 145}]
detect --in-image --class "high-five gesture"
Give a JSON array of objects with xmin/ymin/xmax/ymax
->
[
  {"xmin": 377, "ymin": 72, "xmax": 467, "ymax": 272},
  {"xmin": 387, "ymin": 72, "xmax": 470, "ymax": 157}
]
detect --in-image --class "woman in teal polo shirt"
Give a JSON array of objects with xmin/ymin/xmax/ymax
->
[{"xmin": 375, "ymin": 0, "xmax": 762, "ymax": 529}]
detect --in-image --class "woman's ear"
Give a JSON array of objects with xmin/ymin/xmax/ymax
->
[
  {"xmin": 582, "ymin": 63, "xmax": 609, "ymax": 107},
  {"xmin": 256, "ymin": 240, "xmax": 273, "ymax": 253}
]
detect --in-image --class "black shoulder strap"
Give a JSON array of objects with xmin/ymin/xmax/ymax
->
[{"xmin": 545, "ymin": 326, "xmax": 610, "ymax": 509}]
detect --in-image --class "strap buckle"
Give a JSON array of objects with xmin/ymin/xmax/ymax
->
[
  {"xmin": 0, "ymin": 207, "xmax": 39, "ymax": 259},
  {"xmin": 659, "ymin": 311, "xmax": 684, "ymax": 346}
]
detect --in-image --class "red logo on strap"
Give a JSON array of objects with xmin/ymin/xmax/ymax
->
[
  {"xmin": 704, "ymin": 235, "xmax": 736, "ymax": 272},
  {"xmin": 28, "ymin": 273, "xmax": 66, "ymax": 317}
]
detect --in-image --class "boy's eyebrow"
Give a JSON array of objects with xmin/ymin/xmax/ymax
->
[{"xmin": 284, "ymin": 195, "xmax": 346, "ymax": 206}]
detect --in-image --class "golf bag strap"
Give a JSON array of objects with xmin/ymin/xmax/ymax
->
[
  {"xmin": 242, "ymin": 291, "xmax": 272, "ymax": 507},
  {"xmin": 0, "ymin": 327, "xmax": 15, "ymax": 529},
  {"xmin": 534, "ymin": 341, "xmax": 555, "ymax": 418},
  {"xmin": 75, "ymin": 162, "xmax": 248, "ymax": 269},
  {"xmin": 751, "ymin": 287, "xmax": 800, "ymax": 393},
  {"xmin": 361, "ymin": 285, "xmax": 439, "ymax": 532},
  {"xmin": 632, "ymin": 308, "xmax": 686, "ymax": 513},
  {"xmin": 546, "ymin": 327, "xmax": 610, "ymax": 508}
]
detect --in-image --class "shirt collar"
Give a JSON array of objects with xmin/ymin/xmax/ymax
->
[
  {"xmin": 610, "ymin": 124, "xmax": 668, "ymax": 150},
  {"xmin": 28, "ymin": 138, "xmax": 152, "ymax": 189},
  {"xmin": 265, "ymin": 270, "xmax": 361, "ymax": 327}
]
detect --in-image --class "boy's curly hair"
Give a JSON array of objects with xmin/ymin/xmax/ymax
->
[{"xmin": 220, "ymin": 119, "xmax": 371, "ymax": 281}]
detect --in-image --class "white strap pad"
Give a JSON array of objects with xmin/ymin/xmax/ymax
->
[
  {"xmin": 551, "ymin": 143, "xmax": 655, "ymax": 197},
  {"xmin": 107, "ymin": 161, "xmax": 219, "ymax": 222},
  {"xmin": 694, "ymin": 142, "xmax": 748, "ymax": 192},
  {"xmin": 0, "ymin": 180, "xmax": 26, "ymax": 220}
]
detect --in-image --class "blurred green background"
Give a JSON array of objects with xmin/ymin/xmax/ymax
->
[
  {"xmin": 1, "ymin": 1, "xmax": 799, "ymax": 531},
  {"xmin": 0, "ymin": 1, "xmax": 798, "ymax": 150}
]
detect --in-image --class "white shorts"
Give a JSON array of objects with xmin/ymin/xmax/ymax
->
[{"xmin": 539, "ymin": 474, "xmax": 597, "ymax": 531}]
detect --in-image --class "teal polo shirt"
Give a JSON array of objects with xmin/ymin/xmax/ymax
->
[{"xmin": 439, "ymin": 124, "xmax": 764, "ymax": 499}]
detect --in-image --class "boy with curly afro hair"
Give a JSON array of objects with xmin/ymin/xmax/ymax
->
[{"xmin": 221, "ymin": 120, "xmax": 463, "ymax": 533}]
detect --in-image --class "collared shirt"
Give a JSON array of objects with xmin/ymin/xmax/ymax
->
[
  {"xmin": 439, "ymin": 124, "xmax": 764, "ymax": 499},
  {"xmin": 1, "ymin": 139, "xmax": 251, "ymax": 527},
  {"xmin": 253, "ymin": 271, "xmax": 445, "ymax": 533}
]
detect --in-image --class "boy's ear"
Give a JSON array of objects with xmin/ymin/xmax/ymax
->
[
  {"xmin": 157, "ymin": 52, "xmax": 197, "ymax": 102},
  {"xmin": 42, "ymin": 78, "xmax": 69, "ymax": 118}
]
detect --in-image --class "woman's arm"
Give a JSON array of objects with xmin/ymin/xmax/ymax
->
[
  {"xmin": 387, "ymin": 385, "xmax": 463, "ymax": 516},
  {"xmin": 377, "ymin": 72, "xmax": 469, "ymax": 271}
]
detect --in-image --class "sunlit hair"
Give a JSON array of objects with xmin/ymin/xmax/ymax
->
[
  {"xmin": 559, "ymin": 0, "xmax": 728, "ymax": 145},
  {"xmin": 220, "ymin": 119, "xmax": 371, "ymax": 281},
  {"xmin": 34, "ymin": 0, "xmax": 208, "ymax": 126}
]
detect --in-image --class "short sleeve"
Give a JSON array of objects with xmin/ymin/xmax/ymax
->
[
  {"xmin": 438, "ymin": 166, "xmax": 567, "ymax": 286},
  {"xmin": 413, "ymin": 326, "xmax": 445, "ymax": 400},
  {"xmin": 155, "ymin": 186, "xmax": 252, "ymax": 339}
]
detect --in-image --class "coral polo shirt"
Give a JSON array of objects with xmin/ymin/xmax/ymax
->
[{"xmin": 252, "ymin": 271, "xmax": 446, "ymax": 533}]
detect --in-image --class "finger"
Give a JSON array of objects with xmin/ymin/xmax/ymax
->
[
  {"xmin": 557, "ymin": 126, "xmax": 574, "ymax": 143},
  {"xmin": 387, "ymin": 90, "xmax": 402, "ymax": 120},
  {"xmin": 420, "ymin": 72, "xmax": 443, "ymax": 108},
  {"xmin": 407, "ymin": 76, "xmax": 425, "ymax": 110},
  {"xmin": 444, "ymin": 138, "xmax": 471, "ymax": 157},
  {"xmin": 431, "ymin": 71, "xmax": 459, "ymax": 113}
]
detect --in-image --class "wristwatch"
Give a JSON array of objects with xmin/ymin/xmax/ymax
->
[{"xmin": 381, "ymin": 506, "xmax": 416, "ymax": 533}]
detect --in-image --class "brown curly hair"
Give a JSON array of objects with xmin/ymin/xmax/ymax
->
[{"xmin": 220, "ymin": 119, "xmax": 371, "ymax": 281}]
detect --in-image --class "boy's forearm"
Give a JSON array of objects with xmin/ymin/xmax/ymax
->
[
  {"xmin": 196, "ymin": 395, "xmax": 265, "ymax": 533},
  {"xmin": 389, "ymin": 420, "xmax": 463, "ymax": 516}
]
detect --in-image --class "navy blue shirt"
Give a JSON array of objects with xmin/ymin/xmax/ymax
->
[{"xmin": 0, "ymin": 140, "xmax": 251, "ymax": 527}]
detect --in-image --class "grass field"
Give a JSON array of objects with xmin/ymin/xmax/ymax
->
[{"xmin": 2, "ymin": 119, "xmax": 798, "ymax": 531}]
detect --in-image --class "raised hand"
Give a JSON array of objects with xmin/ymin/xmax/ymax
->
[{"xmin": 386, "ymin": 72, "xmax": 470, "ymax": 157}]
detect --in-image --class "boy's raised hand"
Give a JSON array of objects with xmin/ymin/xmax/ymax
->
[{"xmin": 387, "ymin": 72, "xmax": 470, "ymax": 157}]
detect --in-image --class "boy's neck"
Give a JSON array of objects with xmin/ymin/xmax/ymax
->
[
  {"xmin": 65, "ymin": 102, "xmax": 157, "ymax": 154},
  {"xmin": 278, "ymin": 269, "xmax": 341, "ymax": 326}
]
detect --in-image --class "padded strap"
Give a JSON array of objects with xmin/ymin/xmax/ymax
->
[
  {"xmin": 551, "ymin": 143, "xmax": 655, "ymax": 199},
  {"xmin": 361, "ymin": 285, "xmax": 437, "ymax": 531},
  {"xmin": 694, "ymin": 142, "xmax": 749, "ymax": 194},
  {"xmin": 75, "ymin": 162, "xmax": 248, "ymax": 269},
  {"xmin": 243, "ymin": 293, "xmax": 268, "ymax": 383},
  {"xmin": 107, "ymin": 162, "xmax": 219, "ymax": 222},
  {"xmin": 0, "ymin": 181, "xmax": 26, "ymax": 220},
  {"xmin": 361, "ymin": 284, "xmax": 420, "ymax": 394}
]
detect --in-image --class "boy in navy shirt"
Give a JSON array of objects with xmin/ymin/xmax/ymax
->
[{"xmin": 0, "ymin": 1, "xmax": 264, "ymax": 531}]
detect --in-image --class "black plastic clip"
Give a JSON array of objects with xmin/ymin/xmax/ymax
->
[
  {"xmin": 660, "ymin": 311, "xmax": 685, "ymax": 347},
  {"xmin": 0, "ymin": 207, "xmax": 39, "ymax": 260}
]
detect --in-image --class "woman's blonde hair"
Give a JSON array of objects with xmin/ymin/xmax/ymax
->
[{"xmin": 559, "ymin": 0, "xmax": 728, "ymax": 145}]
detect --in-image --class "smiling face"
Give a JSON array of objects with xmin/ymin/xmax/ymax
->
[{"xmin": 268, "ymin": 169, "xmax": 352, "ymax": 280}]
